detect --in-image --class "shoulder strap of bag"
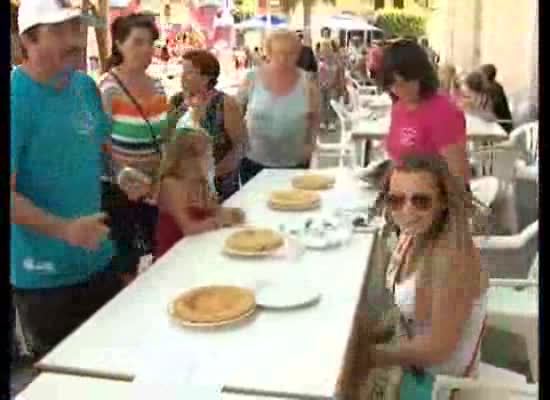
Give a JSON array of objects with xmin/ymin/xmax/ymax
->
[
  {"xmin": 449, "ymin": 317, "xmax": 488, "ymax": 400},
  {"xmin": 109, "ymin": 71, "xmax": 161, "ymax": 155},
  {"xmin": 463, "ymin": 317, "xmax": 487, "ymax": 377}
]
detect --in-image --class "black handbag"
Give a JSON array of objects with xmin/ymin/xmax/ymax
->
[{"xmin": 101, "ymin": 72, "xmax": 162, "ymax": 261}]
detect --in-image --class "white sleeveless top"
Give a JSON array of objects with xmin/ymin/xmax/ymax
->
[
  {"xmin": 243, "ymin": 69, "xmax": 311, "ymax": 167},
  {"xmin": 393, "ymin": 271, "xmax": 487, "ymax": 377},
  {"xmin": 386, "ymin": 234, "xmax": 488, "ymax": 378}
]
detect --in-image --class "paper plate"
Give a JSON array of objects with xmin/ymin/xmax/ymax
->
[{"xmin": 255, "ymin": 281, "xmax": 321, "ymax": 310}]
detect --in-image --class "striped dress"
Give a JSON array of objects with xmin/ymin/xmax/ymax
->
[{"xmin": 98, "ymin": 73, "xmax": 169, "ymax": 180}]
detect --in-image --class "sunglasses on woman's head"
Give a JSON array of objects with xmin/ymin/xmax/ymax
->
[{"xmin": 385, "ymin": 192, "xmax": 434, "ymax": 211}]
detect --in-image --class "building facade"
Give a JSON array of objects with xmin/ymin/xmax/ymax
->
[{"xmin": 427, "ymin": 0, "xmax": 538, "ymax": 99}]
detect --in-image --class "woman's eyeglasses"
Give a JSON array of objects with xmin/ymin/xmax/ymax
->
[{"xmin": 385, "ymin": 192, "xmax": 434, "ymax": 211}]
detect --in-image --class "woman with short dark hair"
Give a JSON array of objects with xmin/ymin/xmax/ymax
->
[
  {"xmin": 168, "ymin": 49, "xmax": 246, "ymax": 202},
  {"xmin": 379, "ymin": 40, "xmax": 470, "ymax": 186}
]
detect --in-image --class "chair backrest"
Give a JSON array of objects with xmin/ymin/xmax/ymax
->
[
  {"xmin": 527, "ymin": 253, "xmax": 538, "ymax": 282},
  {"xmin": 470, "ymin": 144, "xmax": 521, "ymax": 183},
  {"xmin": 434, "ymin": 376, "xmax": 538, "ymax": 400},
  {"xmin": 454, "ymin": 385, "xmax": 538, "ymax": 400},
  {"xmin": 330, "ymin": 99, "xmax": 353, "ymax": 146},
  {"xmin": 345, "ymin": 84, "xmax": 360, "ymax": 110},
  {"xmin": 476, "ymin": 220, "xmax": 538, "ymax": 279},
  {"xmin": 360, "ymin": 85, "xmax": 379, "ymax": 96},
  {"xmin": 510, "ymin": 121, "xmax": 538, "ymax": 164}
]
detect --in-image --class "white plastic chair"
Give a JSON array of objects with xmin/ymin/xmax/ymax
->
[
  {"xmin": 487, "ymin": 254, "xmax": 538, "ymax": 382},
  {"xmin": 509, "ymin": 121, "xmax": 538, "ymax": 182},
  {"xmin": 432, "ymin": 376, "xmax": 537, "ymax": 400},
  {"xmin": 509, "ymin": 121, "xmax": 538, "ymax": 165},
  {"xmin": 345, "ymin": 84, "xmax": 373, "ymax": 116},
  {"xmin": 474, "ymin": 220, "xmax": 538, "ymax": 279},
  {"xmin": 470, "ymin": 144, "xmax": 521, "ymax": 234},
  {"xmin": 310, "ymin": 99, "xmax": 358, "ymax": 168},
  {"xmin": 346, "ymin": 70, "xmax": 378, "ymax": 95},
  {"xmin": 432, "ymin": 338, "xmax": 534, "ymax": 399}
]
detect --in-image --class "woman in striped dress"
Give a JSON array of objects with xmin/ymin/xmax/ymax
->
[{"xmin": 99, "ymin": 14, "xmax": 168, "ymax": 282}]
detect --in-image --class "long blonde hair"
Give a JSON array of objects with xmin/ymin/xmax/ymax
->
[
  {"xmin": 159, "ymin": 134, "xmax": 217, "ymax": 208},
  {"xmin": 375, "ymin": 154, "xmax": 489, "ymax": 290}
]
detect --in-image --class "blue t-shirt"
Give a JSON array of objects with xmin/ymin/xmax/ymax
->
[{"xmin": 11, "ymin": 67, "xmax": 114, "ymax": 289}]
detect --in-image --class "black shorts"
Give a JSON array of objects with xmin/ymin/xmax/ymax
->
[{"xmin": 13, "ymin": 266, "xmax": 123, "ymax": 358}]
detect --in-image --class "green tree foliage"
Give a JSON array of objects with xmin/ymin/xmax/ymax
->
[
  {"xmin": 233, "ymin": 0, "xmax": 256, "ymax": 20},
  {"xmin": 375, "ymin": 8, "xmax": 426, "ymax": 39}
]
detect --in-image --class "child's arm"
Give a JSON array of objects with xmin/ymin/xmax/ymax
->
[{"xmin": 158, "ymin": 177, "xmax": 220, "ymax": 235}]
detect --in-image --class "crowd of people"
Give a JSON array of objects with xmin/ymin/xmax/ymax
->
[{"xmin": 12, "ymin": 1, "xmax": 516, "ymax": 397}]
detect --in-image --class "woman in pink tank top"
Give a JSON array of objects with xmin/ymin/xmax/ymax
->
[{"xmin": 379, "ymin": 40, "xmax": 470, "ymax": 186}]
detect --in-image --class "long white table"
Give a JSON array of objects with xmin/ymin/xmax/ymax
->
[
  {"xmin": 37, "ymin": 168, "xmax": 378, "ymax": 400},
  {"xmin": 352, "ymin": 113, "xmax": 508, "ymax": 143},
  {"xmin": 18, "ymin": 373, "xmax": 292, "ymax": 400}
]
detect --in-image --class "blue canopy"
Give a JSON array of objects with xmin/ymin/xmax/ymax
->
[{"xmin": 235, "ymin": 15, "xmax": 288, "ymax": 30}]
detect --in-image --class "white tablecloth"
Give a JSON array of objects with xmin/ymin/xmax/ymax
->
[
  {"xmin": 38, "ymin": 168, "xmax": 378, "ymax": 400},
  {"xmin": 18, "ymin": 374, "xmax": 291, "ymax": 400},
  {"xmin": 351, "ymin": 113, "xmax": 508, "ymax": 143}
]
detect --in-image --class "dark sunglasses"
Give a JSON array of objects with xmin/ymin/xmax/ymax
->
[{"xmin": 385, "ymin": 192, "xmax": 434, "ymax": 211}]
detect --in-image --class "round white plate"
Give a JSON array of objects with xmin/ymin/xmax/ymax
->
[
  {"xmin": 255, "ymin": 282, "xmax": 321, "ymax": 309},
  {"xmin": 302, "ymin": 228, "xmax": 352, "ymax": 249}
]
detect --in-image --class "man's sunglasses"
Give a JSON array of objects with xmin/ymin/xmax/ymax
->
[{"xmin": 385, "ymin": 192, "xmax": 434, "ymax": 211}]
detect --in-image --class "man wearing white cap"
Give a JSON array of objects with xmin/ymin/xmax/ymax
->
[{"xmin": 11, "ymin": 0, "xmax": 124, "ymax": 358}]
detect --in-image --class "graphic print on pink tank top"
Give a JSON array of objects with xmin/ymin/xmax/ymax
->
[{"xmin": 386, "ymin": 92, "xmax": 466, "ymax": 162}]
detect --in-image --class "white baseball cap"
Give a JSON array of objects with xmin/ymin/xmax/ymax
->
[{"xmin": 18, "ymin": 0, "xmax": 86, "ymax": 35}]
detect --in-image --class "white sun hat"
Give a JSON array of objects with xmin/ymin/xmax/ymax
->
[{"xmin": 18, "ymin": 0, "xmax": 89, "ymax": 35}]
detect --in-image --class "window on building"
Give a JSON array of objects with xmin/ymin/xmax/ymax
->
[
  {"xmin": 394, "ymin": 0, "xmax": 404, "ymax": 8},
  {"xmin": 374, "ymin": 0, "xmax": 385, "ymax": 9}
]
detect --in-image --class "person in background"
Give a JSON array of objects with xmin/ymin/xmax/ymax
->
[
  {"xmin": 296, "ymin": 31, "xmax": 318, "ymax": 77},
  {"xmin": 367, "ymin": 39, "xmax": 384, "ymax": 81},
  {"xmin": 252, "ymin": 46, "xmax": 263, "ymax": 67},
  {"xmin": 348, "ymin": 35, "xmax": 363, "ymax": 64},
  {"xmin": 361, "ymin": 153, "xmax": 488, "ymax": 400},
  {"xmin": 98, "ymin": 14, "xmax": 168, "ymax": 283},
  {"xmin": 237, "ymin": 29, "xmax": 320, "ymax": 184},
  {"xmin": 420, "ymin": 38, "xmax": 439, "ymax": 66},
  {"xmin": 438, "ymin": 63, "xmax": 461, "ymax": 100},
  {"xmin": 320, "ymin": 27, "xmax": 331, "ymax": 39},
  {"xmin": 318, "ymin": 40, "xmax": 345, "ymax": 131},
  {"xmin": 380, "ymin": 40, "xmax": 470, "ymax": 187},
  {"xmin": 11, "ymin": 0, "xmax": 126, "ymax": 358},
  {"xmin": 458, "ymin": 71, "xmax": 495, "ymax": 121},
  {"xmin": 330, "ymin": 39, "xmax": 340, "ymax": 54},
  {"xmin": 160, "ymin": 44, "xmax": 170, "ymax": 73},
  {"xmin": 480, "ymin": 64, "xmax": 513, "ymax": 132},
  {"xmin": 169, "ymin": 49, "xmax": 246, "ymax": 202}
]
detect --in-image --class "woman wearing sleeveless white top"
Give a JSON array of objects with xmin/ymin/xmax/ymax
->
[
  {"xmin": 236, "ymin": 29, "xmax": 320, "ymax": 185},
  {"xmin": 360, "ymin": 154, "xmax": 489, "ymax": 400}
]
